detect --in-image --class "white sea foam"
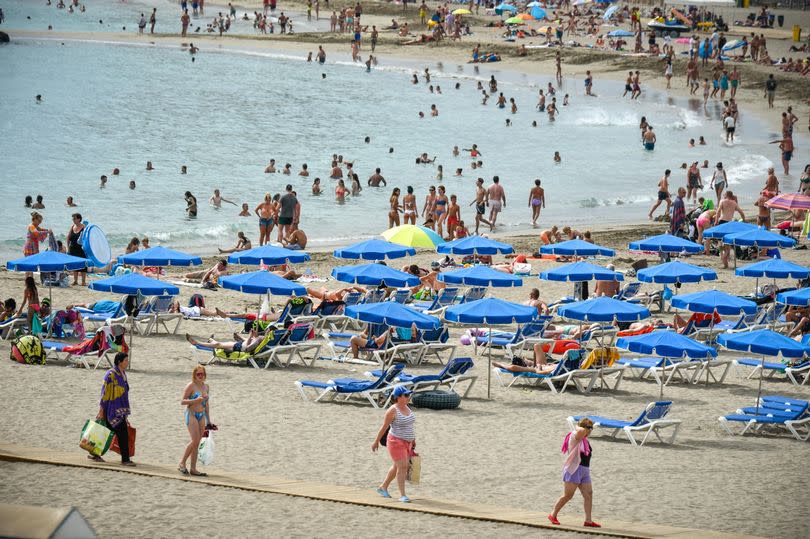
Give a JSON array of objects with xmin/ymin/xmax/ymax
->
[
  {"xmin": 726, "ymin": 155, "xmax": 773, "ymax": 185},
  {"xmin": 572, "ymin": 109, "xmax": 639, "ymax": 127}
]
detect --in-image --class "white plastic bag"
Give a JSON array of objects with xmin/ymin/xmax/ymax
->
[
  {"xmin": 259, "ymin": 293, "xmax": 271, "ymax": 319},
  {"xmin": 197, "ymin": 432, "xmax": 215, "ymax": 466}
]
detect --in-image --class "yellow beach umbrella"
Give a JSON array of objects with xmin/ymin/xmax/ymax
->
[
  {"xmin": 504, "ymin": 16, "xmax": 525, "ymax": 25},
  {"xmin": 452, "ymin": 8, "xmax": 472, "ymax": 15},
  {"xmin": 382, "ymin": 225, "xmax": 444, "ymax": 249}
]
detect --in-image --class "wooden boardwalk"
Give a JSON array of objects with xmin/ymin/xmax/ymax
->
[{"xmin": 0, "ymin": 442, "xmax": 760, "ymax": 539}]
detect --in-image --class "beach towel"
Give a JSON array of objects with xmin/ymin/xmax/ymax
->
[
  {"xmin": 213, "ymin": 331, "xmax": 276, "ymax": 361},
  {"xmin": 562, "ymin": 431, "xmax": 591, "ymax": 475},
  {"xmin": 10, "ymin": 335, "xmax": 47, "ymax": 365}
]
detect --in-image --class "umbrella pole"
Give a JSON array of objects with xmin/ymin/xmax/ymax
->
[
  {"xmin": 755, "ymin": 355, "xmax": 765, "ymax": 416},
  {"xmin": 487, "ymin": 323, "xmax": 492, "ymax": 400},
  {"xmin": 705, "ymin": 311, "xmax": 717, "ymax": 385}
]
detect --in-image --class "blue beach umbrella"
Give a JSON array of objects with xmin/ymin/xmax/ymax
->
[
  {"xmin": 637, "ymin": 260, "xmax": 717, "ymax": 284},
  {"xmin": 717, "ymin": 329, "xmax": 810, "ymax": 413},
  {"xmin": 629, "ymin": 234, "xmax": 703, "ymax": 254},
  {"xmin": 558, "ymin": 296, "xmax": 650, "ymax": 322},
  {"xmin": 88, "ymin": 273, "xmax": 181, "ymax": 361},
  {"xmin": 722, "ymin": 228, "xmax": 796, "ymax": 249},
  {"xmin": 603, "ymin": 5, "xmax": 620, "ymax": 20},
  {"xmin": 670, "ymin": 290, "xmax": 758, "ymax": 316},
  {"xmin": 736, "ymin": 258, "xmax": 810, "ymax": 279},
  {"xmin": 118, "ymin": 246, "xmax": 202, "ymax": 267},
  {"xmin": 702, "ymin": 220, "xmax": 756, "ymax": 239},
  {"xmin": 437, "ymin": 236, "xmax": 514, "ymax": 255},
  {"xmin": 332, "ymin": 263, "xmax": 420, "ymax": 288},
  {"xmin": 617, "ymin": 330, "xmax": 717, "ymax": 359},
  {"xmin": 777, "ymin": 288, "xmax": 810, "ymax": 307},
  {"xmin": 7, "ymin": 251, "xmax": 90, "ymax": 273},
  {"xmin": 444, "ymin": 297, "xmax": 537, "ymax": 399},
  {"xmin": 345, "ymin": 302, "xmax": 441, "ymax": 330},
  {"xmin": 530, "ymin": 7, "xmax": 547, "ymax": 19},
  {"xmin": 333, "ymin": 239, "xmax": 415, "ymax": 261},
  {"xmin": 89, "ymin": 273, "xmax": 179, "ymax": 296},
  {"xmin": 228, "ymin": 245, "xmax": 310, "ymax": 266},
  {"xmin": 540, "ymin": 239, "xmax": 615, "ymax": 257},
  {"xmin": 437, "ymin": 265, "xmax": 523, "ymax": 287},
  {"xmin": 219, "ymin": 270, "xmax": 307, "ymax": 296},
  {"xmin": 607, "ymin": 29, "xmax": 634, "ymax": 37},
  {"xmin": 494, "ymin": 3, "xmax": 518, "ymax": 15},
  {"xmin": 539, "ymin": 261, "xmax": 624, "ymax": 282}
]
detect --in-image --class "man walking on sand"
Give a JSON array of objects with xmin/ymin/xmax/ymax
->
[
  {"xmin": 487, "ymin": 176, "xmax": 506, "ymax": 230},
  {"xmin": 469, "ymin": 178, "xmax": 492, "ymax": 235}
]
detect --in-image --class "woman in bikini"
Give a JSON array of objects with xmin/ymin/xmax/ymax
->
[
  {"xmin": 179, "ymin": 365, "xmax": 215, "ymax": 477},
  {"xmin": 422, "ymin": 186, "xmax": 436, "ymax": 228},
  {"xmin": 16, "ymin": 276, "xmax": 41, "ymax": 332},
  {"xmin": 389, "ymin": 188, "xmax": 402, "ymax": 228},
  {"xmin": 432, "ymin": 186, "xmax": 449, "ymax": 238},
  {"xmin": 335, "ymin": 179, "xmax": 349, "ymax": 203},
  {"xmin": 402, "ymin": 186, "xmax": 417, "ymax": 225}
]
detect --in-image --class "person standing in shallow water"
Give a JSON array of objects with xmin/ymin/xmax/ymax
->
[{"xmin": 548, "ymin": 417, "xmax": 600, "ymax": 528}]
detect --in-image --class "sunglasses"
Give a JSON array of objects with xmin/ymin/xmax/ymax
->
[{"xmin": 195, "ymin": 372, "xmax": 205, "ymax": 377}]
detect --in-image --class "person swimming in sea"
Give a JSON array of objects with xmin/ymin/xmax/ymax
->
[
  {"xmin": 185, "ymin": 191, "xmax": 198, "ymax": 217},
  {"xmin": 210, "ymin": 189, "xmax": 236, "ymax": 208}
]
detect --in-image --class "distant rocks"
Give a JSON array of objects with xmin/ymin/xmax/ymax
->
[{"xmin": 0, "ymin": 32, "xmax": 10, "ymax": 43}]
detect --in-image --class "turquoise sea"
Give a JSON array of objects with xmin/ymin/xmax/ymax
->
[{"xmin": 0, "ymin": 1, "xmax": 803, "ymax": 260}]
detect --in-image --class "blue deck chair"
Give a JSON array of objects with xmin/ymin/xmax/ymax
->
[
  {"xmin": 616, "ymin": 356, "xmax": 702, "ymax": 386},
  {"xmin": 194, "ymin": 329, "xmax": 287, "ymax": 368},
  {"xmin": 41, "ymin": 338, "xmax": 118, "ymax": 370},
  {"xmin": 493, "ymin": 349, "xmax": 592, "ymax": 394},
  {"xmin": 293, "ymin": 300, "xmax": 347, "ymax": 335},
  {"xmin": 458, "ymin": 286, "xmax": 486, "ymax": 304},
  {"xmin": 412, "ymin": 287, "xmax": 459, "ymax": 313},
  {"xmin": 389, "ymin": 289, "xmax": 411, "ymax": 304},
  {"xmin": 734, "ymin": 357, "xmax": 810, "ymax": 386},
  {"xmin": 294, "ymin": 363, "xmax": 406, "ymax": 408},
  {"xmin": 476, "ymin": 317, "xmax": 551, "ymax": 357},
  {"xmin": 255, "ymin": 323, "xmax": 322, "ymax": 369},
  {"xmin": 568, "ymin": 401, "xmax": 682, "ymax": 446},
  {"xmin": 137, "ymin": 295, "xmax": 183, "ymax": 336},
  {"xmin": 718, "ymin": 395, "xmax": 810, "ymax": 440},
  {"xmin": 418, "ymin": 326, "xmax": 456, "ymax": 365},
  {"xmin": 613, "ymin": 281, "xmax": 642, "ymax": 302},
  {"xmin": 361, "ymin": 289, "xmax": 387, "ymax": 304},
  {"xmin": 366, "ymin": 357, "xmax": 477, "ymax": 398},
  {"xmin": 0, "ymin": 317, "xmax": 27, "ymax": 340},
  {"xmin": 76, "ymin": 298, "xmax": 128, "ymax": 330}
]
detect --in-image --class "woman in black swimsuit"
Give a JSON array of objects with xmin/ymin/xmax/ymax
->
[{"xmin": 67, "ymin": 213, "xmax": 87, "ymax": 286}]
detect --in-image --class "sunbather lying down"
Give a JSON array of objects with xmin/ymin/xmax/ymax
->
[
  {"xmin": 306, "ymin": 286, "xmax": 365, "ymax": 305},
  {"xmin": 543, "ymin": 323, "xmax": 603, "ymax": 340},
  {"xmin": 186, "ymin": 330, "xmax": 264, "ymax": 353},
  {"xmin": 169, "ymin": 301, "xmax": 226, "ymax": 318},
  {"xmin": 493, "ymin": 344, "xmax": 556, "ymax": 374}
]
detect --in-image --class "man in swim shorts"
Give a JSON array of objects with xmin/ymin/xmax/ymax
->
[
  {"xmin": 642, "ymin": 127, "xmax": 656, "ymax": 150},
  {"xmin": 469, "ymin": 178, "xmax": 491, "ymax": 235},
  {"xmin": 277, "ymin": 185, "xmax": 297, "ymax": 243},
  {"xmin": 282, "ymin": 229, "xmax": 307, "ymax": 250},
  {"xmin": 487, "ymin": 176, "xmax": 506, "ymax": 230},
  {"xmin": 648, "ymin": 169, "xmax": 671, "ymax": 220}
]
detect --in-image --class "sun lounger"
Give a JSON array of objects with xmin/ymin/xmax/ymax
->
[
  {"xmin": 458, "ymin": 286, "xmax": 486, "ymax": 304},
  {"xmin": 136, "ymin": 295, "xmax": 183, "ymax": 336},
  {"xmin": 413, "ymin": 287, "xmax": 459, "ymax": 313},
  {"xmin": 295, "ymin": 363, "xmax": 406, "ymax": 407},
  {"xmin": 577, "ymin": 325, "xmax": 618, "ymax": 349},
  {"xmin": 0, "ymin": 317, "xmax": 27, "ymax": 340},
  {"xmin": 568, "ymin": 401, "xmax": 682, "ymax": 446},
  {"xmin": 577, "ymin": 347, "xmax": 625, "ymax": 391},
  {"xmin": 476, "ymin": 318, "xmax": 551, "ymax": 357},
  {"xmin": 41, "ymin": 339, "xmax": 117, "ymax": 370},
  {"xmin": 733, "ymin": 357, "xmax": 810, "ymax": 386},
  {"xmin": 418, "ymin": 326, "xmax": 456, "ymax": 365},
  {"xmin": 718, "ymin": 395, "xmax": 810, "ymax": 440},
  {"xmin": 76, "ymin": 299, "xmax": 129, "ymax": 331},
  {"xmin": 389, "ymin": 289, "xmax": 411, "ymax": 304},
  {"xmin": 616, "ymin": 356, "xmax": 702, "ymax": 386},
  {"xmin": 493, "ymin": 350, "xmax": 593, "ymax": 394},
  {"xmin": 366, "ymin": 357, "xmax": 477, "ymax": 398},
  {"xmin": 613, "ymin": 281, "xmax": 642, "ymax": 302},
  {"xmin": 253, "ymin": 323, "xmax": 321, "ymax": 369}
]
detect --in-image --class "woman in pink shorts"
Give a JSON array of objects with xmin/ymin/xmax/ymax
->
[
  {"xmin": 372, "ymin": 386, "xmax": 416, "ymax": 503},
  {"xmin": 548, "ymin": 417, "xmax": 600, "ymax": 528}
]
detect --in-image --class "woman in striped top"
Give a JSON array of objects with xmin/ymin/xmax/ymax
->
[{"xmin": 372, "ymin": 386, "xmax": 415, "ymax": 503}]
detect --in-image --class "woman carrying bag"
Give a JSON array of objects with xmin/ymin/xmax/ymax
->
[
  {"xmin": 92, "ymin": 352, "xmax": 135, "ymax": 466},
  {"xmin": 372, "ymin": 386, "xmax": 416, "ymax": 503},
  {"xmin": 548, "ymin": 418, "xmax": 600, "ymax": 528}
]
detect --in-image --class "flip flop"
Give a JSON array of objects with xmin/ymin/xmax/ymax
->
[
  {"xmin": 547, "ymin": 515, "xmax": 560, "ymax": 525},
  {"xmin": 375, "ymin": 487, "xmax": 391, "ymax": 498},
  {"xmin": 87, "ymin": 455, "xmax": 104, "ymax": 462},
  {"xmin": 399, "ymin": 496, "xmax": 410, "ymax": 503},
  {"xmin": 189, "ymin": 471, "xmax": 208, "ymax": 477},
  {"xmin": 584, "ymin": 521, "xmax": 601, "ymax": 528},
  {"xmin": 178, "ymin": 466, "xmax": 189, "ymax": 475}
]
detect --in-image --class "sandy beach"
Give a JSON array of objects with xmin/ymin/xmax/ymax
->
[{"xmin": 1, "ymin": 2, "xmax": 810, "ymax": 537}]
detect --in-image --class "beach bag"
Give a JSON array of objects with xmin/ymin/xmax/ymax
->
[
  {"xmin": 10, "ymin": 335, "xmax": 46, "ymax": 365},
  {"xmin": 79, "ymin": 419, "xmax": 114, "ymax": 457},
  {"xmin": 110, "ymin": 423, "xmax": 137, "ymax": 457},
  {"xmin": 189, "ymin": 294, "xmax": 206, "ymax": 308},
  {"xmin": 197, "ymin": 431, "xmax": 215, "ymax": 465},
  {"xmin": 407, "ymin": 452, "xmax": 421, "ymax": 484}
]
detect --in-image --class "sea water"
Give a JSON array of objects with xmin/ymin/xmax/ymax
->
[
  {"xmin": 0, "ymin": 34, "xmax": 802, "ymax": 260},
  {"xmin": 0, "ymin": 0, "xmax": 326, "ymax": 34}
]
